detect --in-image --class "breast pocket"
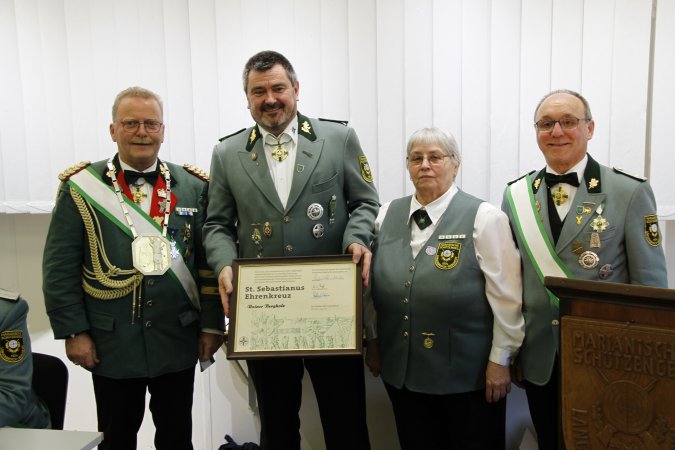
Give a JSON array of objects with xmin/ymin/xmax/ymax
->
[{"xmin": 312, "ymin": 173, "xmax": 338, "ymax": 193}]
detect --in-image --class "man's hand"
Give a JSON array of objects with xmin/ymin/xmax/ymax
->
[
  {"xmin": 198, "ymin": 332, "xmax": 224, "ymax": 362},
  {"xmin": 485, "ymin": 361, "xmax": 512, "ymax": 403},
  {"xmin": 347, "ymin": 243, "xmax": 372, "ymax": 287},
  {"xmin": 218, "ymin": 266, "xmax": 234, "ymax": 317},
  {"xmin": 365, "ymin": 338, "xmax": 381, "ymax": 377},
  {"xmin": 65, "ymin": 332, "xmax": 99, "ymax": 369}
]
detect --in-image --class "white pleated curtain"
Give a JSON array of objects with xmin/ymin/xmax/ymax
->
[{"xmin": 1, "ymin": 0, "xmax": 674, "ymax": 218}]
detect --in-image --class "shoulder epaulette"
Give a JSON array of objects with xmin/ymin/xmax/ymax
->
[
  {"xmin": 183, "ymin": 164, "xmax": 209, "ymax": 182},
  {"xmin": 219, "ymin": 128, "xmax": 246, "ymax": 142},
  {"xmin": 318, "ymin": 118, "xmax": 348, "ymax": 126},
  {"xmin": 613, "ymin": 167, "xmax": 647, "ymax": 182},
  {"xmin": 507, "ymin": 170, "xmax": 537, "ymax": 186},
  {"xmin": 58, "ymin": 161, "xmax": 91, "ymax": 182},
  {"xmin": 0, "ymin": 288, "xmax": 20, "ymax": 302}
]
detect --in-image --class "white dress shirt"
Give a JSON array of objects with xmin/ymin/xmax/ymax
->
[{"xmin": 260, "ymin": 117, "xmax": 299, "ymax": 209}]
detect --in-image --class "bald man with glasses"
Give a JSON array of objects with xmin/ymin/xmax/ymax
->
[{"xmin": 502, "ymin": 89, "xmax": 667, "ymax": 449}]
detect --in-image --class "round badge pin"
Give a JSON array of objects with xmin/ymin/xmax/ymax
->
[
  {"xmin": 312, "ymin": 224, "xmax": 325, "ymax": 239},
  {"xmin": 598, "ymin": 263, "xmax": 614, "ymax": 280},
  {"xmin": 578, "ymin": 251, "xmax": 599, "ymax": 269},
  {"xmin": 307, "ymin": 203, "xmax": 324, "ymax": 220}
]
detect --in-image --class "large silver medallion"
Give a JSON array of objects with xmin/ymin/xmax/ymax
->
[
  {"xmin": 132, "ymin": 235, "xmax": 172, "ymax": 275},
  {"xmin": 578, "ymin": 250, "xmax": 599, "ymax": 269},
  {"xmin": 307, "ymin": 203, "xmax": 324, "ymax": 220}
]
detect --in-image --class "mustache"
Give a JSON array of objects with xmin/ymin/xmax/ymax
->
[
  {"xmin": 262, "ymin": 102, "xmax": 284, "ymax": 111},
  {"xmin": 129, "ymin": 139, "xmax": 153, "ymax": 145}
]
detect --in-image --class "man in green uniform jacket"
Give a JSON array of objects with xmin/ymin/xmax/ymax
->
[
  {"xmin": 204, "ymin": 51, "xmax": 379, "ymax": 450},
  {"xmin": 42, "ymin": 87, "xmax": 224, "ymax": 450}
]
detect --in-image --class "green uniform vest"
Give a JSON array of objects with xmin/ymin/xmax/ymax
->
[{"xmin": 372, "ymin": 191, "xmax": 492, "ymax": 394}]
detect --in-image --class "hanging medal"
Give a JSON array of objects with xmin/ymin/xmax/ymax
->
[{"xmin": 107, "ymin": 159, "xmax": 173, "ymax": 277}]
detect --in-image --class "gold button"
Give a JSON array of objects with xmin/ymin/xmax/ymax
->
[
  {"xmin": 552, "ymin": 319, "xmax": 559, "ymax": 326},
  {"xmin": 408, "ymin": 265, "xmax": 415, "ymax": 272},
  {"xmin": 282, "ymin": 216, "xmax": 290, "ymax": 223},
  {"xmin": 404, "ymin": 281, "xmax": 411, "ymax": 287},
  {"xmin": 403, "ymin": 331, "xmax": 409, "ymax": 337},
  {"xmin": 403, "ymin": 298, "xmax": 409, "ymax": 304},
  {"xmin": 146, "ymin": 300, "xmax": 153, "ymax": 307},
  {"xmin": 285, "ymin": 244, "xmax": 294, "ymax": 252},
  {"xmin": 403, "ymin": 315, "xmax": 409, "ymax": 321},
  {"xmin": 145, "ymin": 321, "xmax": 152, "ymax": 328}
]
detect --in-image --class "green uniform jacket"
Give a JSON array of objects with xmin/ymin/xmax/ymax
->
[
  {"xmin": 501, "ymin": 154, "xmax": 667, "ymax": 385},
  {"xmin": 0, "ymin": 290, "xmax": 50, "ymax": 428},
  {"xmin": 204, "ymin": 114, "xmax": 379, "ymax": 270},
  {"xmin": 42, "ymin": 158, "xmax": 224, "ymax": 379}
]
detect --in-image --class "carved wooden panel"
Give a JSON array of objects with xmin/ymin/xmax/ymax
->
[{"xmin": 561, "ymin": 316, "xmax": 675, "ymax": 449}]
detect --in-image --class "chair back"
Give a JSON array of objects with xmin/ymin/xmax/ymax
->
[{"xmin": 32, "ymin": 353, "xmax": 69, "ymax": 429}]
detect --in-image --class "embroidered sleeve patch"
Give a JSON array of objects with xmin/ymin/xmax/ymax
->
[
  {"xmin": 1, "ymin": 330, "xmax": 25, "ymax": 363},
  {"xmin": 359, "ymin": 156, "xmax": 373, "ymax": 183},
  {"xmin": 644, "ymin": 214, "xmax": 661, "ymax": 247}
]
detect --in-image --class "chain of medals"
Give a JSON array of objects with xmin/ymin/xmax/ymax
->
[{"xmin": 106, "ymin": 159, "xmax": 172, "ymax": 321}]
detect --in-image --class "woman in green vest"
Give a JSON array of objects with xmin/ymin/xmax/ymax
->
[{"xmin": 365, "ymin": 127, "xmax": 525, "ymax": 449}]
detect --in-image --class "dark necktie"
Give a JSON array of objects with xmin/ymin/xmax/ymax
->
[
  {"xmin": 544, "ymin": 172, "xmax": 579, "ymax": 187},
  {"xmin": 412, "ymin": 209, "xmax": 432, "ymax": 230},
  {"xmin": 547, "ymin": 191, "xmax": 564, "ymax": 245},
  {"xmin": 125, "ymin": 169, "xmax": 159, "ymax": 186}
]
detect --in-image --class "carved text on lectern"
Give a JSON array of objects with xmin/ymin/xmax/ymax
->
[{"xmin": 561, "ymin": 316, "xmax": 675, "ymax": 450}]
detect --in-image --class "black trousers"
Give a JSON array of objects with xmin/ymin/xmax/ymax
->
[
  {"xmin": 384, "ymin": 383, "xmax": 506, "ymax": 450},
  {"xmin": 92, "ymin": 367, "xmax": 195, "ymax": 450},
  {"xmin": 247, "ymin": 355, "xmax": 371, "ymax": 450},
  {"xmin": 524, "ymin": 357, "xmax": 560, "ymax": 450}
]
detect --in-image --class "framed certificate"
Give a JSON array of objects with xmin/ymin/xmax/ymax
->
[{"xmin": 226, "ymin": 254, "xmax": 363, "ymax": 359}]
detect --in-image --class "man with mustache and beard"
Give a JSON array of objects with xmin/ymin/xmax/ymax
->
[
  {"xmin": 204, "ymin": 51, "xmax": 379, "ymax": 450},
  {"xmin": 43, "ymin": 86, "xmax": 224, "ymax": 450}
]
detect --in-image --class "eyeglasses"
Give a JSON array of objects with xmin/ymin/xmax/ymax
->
[
  {"xmin": 118, "ymin": 120, "xmax": 163, "ymax": 133},
  {"xmin": 407, "ymin": 153, "xmax": 450, "ymax": 166},
  {"xmin": 534, "ymin": 117, "xmax": 589, "ymax": 132}
]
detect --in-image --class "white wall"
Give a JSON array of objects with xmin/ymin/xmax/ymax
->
[{"xmin": 2, "ymin": 0, "xmax": 675, "ymax": 213}]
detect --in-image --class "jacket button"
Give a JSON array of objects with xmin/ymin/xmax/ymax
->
[
  {"xmin": 282, "ymin": 216, "xmax": 290, "ymax": 223},
  {"xmin": 145, "ymin": 321, "xmax": 152, "ymax": 328},
  {"xmin": 404, "ymin": 281, "xmax": 411, "ymax": 287},
  {"xmin": 403, "ymin": 315, "xmax": 409, "ymax": 321},
  {"xmin": 147, "ymin": 278, "xmax": 156, "ymax": 286},
  {"xmin": 403, "ymin": 298, "xmax": 409, "ymax": 304},
  {"xmin": 146, "ymin": 300, "xmax": 154, "ymax": 307},
  {"xmin": 285, "ymin": 244, "xmax": 294, "ymax": 252},
  {"xmin": 403, "ymin": 331, "xmax": 409, "ymax": 337},
  {"xmin": 552, "ymin": 319, "xmax": 559, "ymax": 326},
  {"xmin": 408, "ymin": 265, "xmax": 415, "ymax": 272}
]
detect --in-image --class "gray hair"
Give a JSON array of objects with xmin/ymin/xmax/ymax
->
[
  {"xmin": 242, "ymin": 50, "xmax": 298, "ymax": 93},
  {"xmin": 112, "ymin": 86, "xmax": 163, "ymax": 121},
  {"xmin": 406, "ymin": 127, "xmax": 461, "ymax": 166},
  {"xmin": 534, "ymin": 89, "xmax": 593, "ymax": 121}
]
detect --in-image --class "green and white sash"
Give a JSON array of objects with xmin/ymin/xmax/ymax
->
[
  {"xmin": 67, "ymin": 166, "xmax": 200, "ymax": 310},
  {"xmin": 506, "ymin": 174, "xmax": 573, "ymax": 307}
]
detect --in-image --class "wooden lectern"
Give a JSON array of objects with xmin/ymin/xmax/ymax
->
[{"xmin": 545, "ymin": 276, "xmax": 675, "ymax": 450}]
